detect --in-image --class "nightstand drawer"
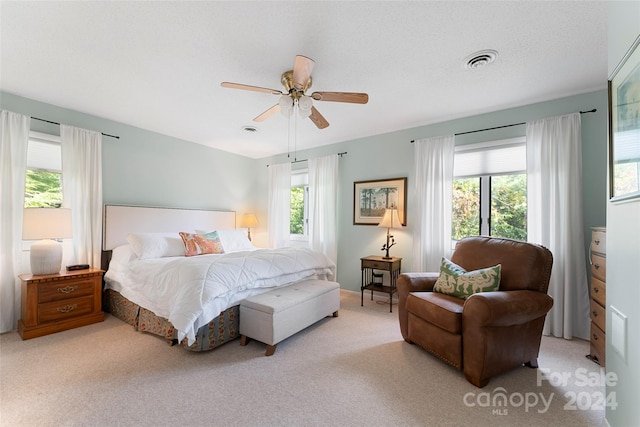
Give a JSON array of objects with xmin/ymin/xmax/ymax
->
[
  {"xmin": 38, "ymin": 296, "xmax": 94, "ymax": 323},
  {"xmin": 362, "ymin": 260, "xmax": 392, "ymax": 270},
  {"xmin": 38, "ymin": 278, "xmax": 95, "ymax": 303}
]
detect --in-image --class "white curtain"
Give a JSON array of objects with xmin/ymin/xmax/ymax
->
[
  {"xmin": 413, "ymin": 135, "xmax": 455, "ymax": 271},
  {"xmin": 61, "ymin": 125, "xmax": 103, "ymax": 269},
  {"xmin": 0, "ymin": 110, "xmax": 30, "ymax": 332},
  {"xmin": 526, "ymin": 113, "xmax": 590, "ymax": 340},
  {"xmin": 267, "ymin": 162, "xmax": 291, "ymax": 248},
  {"xmin": 308, "ymin": 154, "xmax": 339, "ymax": 266}
]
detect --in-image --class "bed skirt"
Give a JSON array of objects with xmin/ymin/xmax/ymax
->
[{"xmin": 103, "ymin": 289, "xmax": 239, "ymax": 351}]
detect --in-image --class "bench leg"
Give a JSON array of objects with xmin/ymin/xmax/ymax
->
[
  {"xmin": 240, "ymin": 335, "xmax": 250, "ymax": 346},
  {"xmin": 265, "ymin": 344, "xmax": 277, "ymax": 356},
  {"xmin": 332, "ymin": 310, "xmax": 339, "ymax": 317}
]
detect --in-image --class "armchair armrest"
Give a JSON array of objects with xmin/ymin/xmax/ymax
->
[
  {"xmin": 462, "ymin": 290, "xmax": 553, "ymax": 387},
  {"xmin": 397, "ymin": 273, "xmax": 439, "ymax": 341},
  {"xmin": 463, "ymin": 290, "xmax": 553, "ymax": 327}
]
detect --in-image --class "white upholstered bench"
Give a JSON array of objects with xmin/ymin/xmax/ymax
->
[{"xmin": 239, "ymin": 279, "xmax": 340, "ymax": 356}]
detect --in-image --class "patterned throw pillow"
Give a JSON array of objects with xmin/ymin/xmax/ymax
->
[
  {"xmin": 433, "ymin": 257, "xmax": 501, "ymax": 299},
  {"xmin": 179, "ymin": 231, "xmax": 224, "ymax": 257}
]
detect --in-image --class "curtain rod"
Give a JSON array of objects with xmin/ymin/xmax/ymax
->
[
  {"xmin": 31, "ymin": 116, "xmax": 120, "ymax": 139},
  {"xmin": 410, "ymin": 109, "xmax": 596, "ymax": 143},
  {"xmin": 267, "ymin": 151, "xmax": 347, "ymax": 167}
]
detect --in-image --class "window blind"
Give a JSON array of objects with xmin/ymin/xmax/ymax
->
[
  {"xmin": 454, "ymin": 137, "xmax": 526, "ymax": 177},
  {"xmin": 27, "ymin": 132, "xmax": 61, "ymax": 171}
]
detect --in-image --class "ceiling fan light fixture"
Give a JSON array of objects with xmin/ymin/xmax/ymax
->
[
  {"xmin": 298, "ymin": 95, "xmax": 313, "ymax": 117},
  {"xmin": 278, "ymin": 95, "xmax": 294, "ymax": 117}
]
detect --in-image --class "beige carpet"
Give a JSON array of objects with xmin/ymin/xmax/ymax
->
[{"xmin": 1, "ymin": 290, "xmax": 605, "ymax": 427}]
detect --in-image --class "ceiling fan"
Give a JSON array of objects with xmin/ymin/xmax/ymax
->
[{"xmin": 221, "ymin": 55, "xmax": 368, "ymax": 129}]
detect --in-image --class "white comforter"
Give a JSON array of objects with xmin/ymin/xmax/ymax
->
[{"xmin": 104, "ymin": 247, "xmax": 336, "ymax": 345}]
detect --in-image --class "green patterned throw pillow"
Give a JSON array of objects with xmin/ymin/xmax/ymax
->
[{"xmin": 433, "ymin": 257, "xmax": 501, "ymax": 299}]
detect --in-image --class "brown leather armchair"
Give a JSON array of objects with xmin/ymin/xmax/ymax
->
[{"xmin": 398, "ymin": 236, "xmax": 553, "ymax": 388}]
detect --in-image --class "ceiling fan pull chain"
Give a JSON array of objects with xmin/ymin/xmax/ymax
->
[
  {"xmin": 287, "ymin": 112, "xmax": 291, "ymax": 158},
  {"xmin": 293, "ymin": 102, "xmax": 298, "ymax": 161}
]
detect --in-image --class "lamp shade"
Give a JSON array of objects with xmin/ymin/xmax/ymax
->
[
  {"xmin": 239, "ymin": 213, "xmax": 258, "ymax": 228},
  {"xmin": 23, "ymin": 208, "xmax": 72, "ymax": 275},
  {"xmin": 23, "ymin": 208, "xmax": 73, "ymax": 240},
  {"xmin": 378, "ymin": 209, "xmax": 402, "ymax": 229}
]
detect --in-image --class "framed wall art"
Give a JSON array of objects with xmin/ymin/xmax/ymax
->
[
  {"xmin": 353, "ymin": 177, "xmax": 407, "ymax": 225},
  {"xmin": 609, "ymin": 34, "xmax": 640, "ymax": 202}
]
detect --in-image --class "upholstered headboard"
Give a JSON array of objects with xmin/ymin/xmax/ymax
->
[{"xmin": 102, "ymin": 204, "xmax": 236, "ymax": 251}]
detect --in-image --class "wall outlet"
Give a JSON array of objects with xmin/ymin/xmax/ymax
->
[{"xmin": 610, "ymin": 305, "xmax": 627, "ymax": 362}]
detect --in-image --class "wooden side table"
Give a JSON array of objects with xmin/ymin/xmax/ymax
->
[
  {"xmin": 18, "ymin": 268, "xmax": 104, "ymax": 339},
  {"xmin": 361, "ymin": 256, "xmax": 402, "ymax": 313}
]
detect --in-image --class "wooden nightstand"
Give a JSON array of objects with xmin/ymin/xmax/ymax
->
[
  {"xmin": 361, "ymin": 256, "xmax": 402, "ymax": 313},
  {"xmin": 18, "ymin": 268, "xmax": 105, "ymax": 340}
]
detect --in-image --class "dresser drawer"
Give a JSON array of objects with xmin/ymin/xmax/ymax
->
[
  {"xmin": 590, "ymin": 321, "xmax": 606, "ymax": 366},
  {"xmin": 590, "ymin": 254, "xmax": 606, "ymax": 282},
  {"xmin": 38, "ymin": 295, "xmax": 94, "ymax": 323},
  {"xmin": 590, "ymin": 299, "xmax": 605, "ymax": 331},
  {"xmin": 38, "ymin": 278, "xmax": 95, "ymax": 303},
  {"xmin": 590, "ymin": 230, "xmax": 606, "ymax": 255},
  {"xmin": 590, "ymin": 277, "xmax": 606, "ymax": 307}
]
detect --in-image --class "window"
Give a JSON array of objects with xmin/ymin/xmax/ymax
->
[
  {"xmin": 290, "ymin": 170, "xmax": 309, "ymax": 240},
  {"xmin": 25, "ymin": 132, "xmax": 62, "ymax": 208},
  {"xmin": 452, "ymin": 137, "xmax": 527, "ymax": 241}
]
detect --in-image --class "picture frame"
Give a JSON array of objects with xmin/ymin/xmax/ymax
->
[
  {"xmin": 609, "ymin": 34, "xmax": 640, "ymax": 202},
  {"xmin": 353, "ymin": 177, "xmax": 407, "ymax": 225}
]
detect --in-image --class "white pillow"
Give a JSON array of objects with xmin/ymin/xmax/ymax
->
[
  {"xmin": 217, "ymin": 229, "xmax": 255, "ymax": 252},
  {"xmin": 126, "ymin": 232, "xmax": 186, "ymax": 259},
  {"xmin": 108, "ymin": 244, "xmax": 137, "ymax": 271},
  {"xmin": 197, "ymin": 229, "xmax": 255, "ymax": 253}
]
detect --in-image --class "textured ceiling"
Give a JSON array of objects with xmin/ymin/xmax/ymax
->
[{"xmin": 0, "ymin": 1, "xmax": 608, "ymax": 159}]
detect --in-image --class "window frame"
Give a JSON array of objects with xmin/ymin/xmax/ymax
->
[
  {"xmin": 452, "ymin": 137, "xmax": 527, "ymax": 242},
  {"xmin": 290, "ymin": 169, "xmax": 309, "ymax": 242},
  {"xmin": 25, "ymin": 131, "xmax": 63, "ymax": 208}
]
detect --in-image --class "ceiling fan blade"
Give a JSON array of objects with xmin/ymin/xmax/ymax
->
[
  {"xmin": 311, "ymin": 91, "xmax": 369, "ymax": 104},
  {"xmin": 309, "ymin": 106, "xmax": 329, "ymax": 129},
  {"xmin": 292, "ymin": 55, "xmax": 315, "ymax": 90},
  {"xmin": 221, "ymin": 82, "xmax": 283, "ymax": 95},
  {"xmin": 253, "ymin": 104, "xmax": 281, "ymax": 122}
]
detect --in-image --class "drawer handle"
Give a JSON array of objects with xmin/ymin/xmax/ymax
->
[
  {"xmin": 594, "ymin": 263, "xmax": 600, "ymax": 270},
  {"xmin": 57, "ymin": 304, "xmax": 77, "ymax": 313},
  {"xmin": 593, "ymin": 334, "xmax": 598, "ymax": 341},
  {"xmin": 594, "ymin": 287, "xmax": 599, "ymax": 293},
  {"xmin": 592, "ymin": 311, "xmax": 598, "ymax": 317},
  {"xmin": 57, "ymin": 285, "xmax": 78, "ymax": 294},
  {"xmin": 594, "ymin": 239, "xmax": 600, "ymax": 245}
]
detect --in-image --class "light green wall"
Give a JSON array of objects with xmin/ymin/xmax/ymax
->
[
  {"xmin": 0, "ymin": 92, "xmax": 259, "ymax": 214},
  {"xmin": 260, "ymin": 90, "xmax": 609, "ymax": 295},
  {"xmin": 2, "ymin": 88, "xmax": 610, "ymax": 330},
  {"xmin": 606, "ymin": 2, "xmax": 640, "ymax": 426}
]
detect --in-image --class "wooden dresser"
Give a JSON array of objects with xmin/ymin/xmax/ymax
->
[
  {"xmin": 18, "ymin": 268, "xmax": 104, "ymax": 340},
  {"xmin": 589, "ymin": 227, "xmax": 606, "ymax": 366}
]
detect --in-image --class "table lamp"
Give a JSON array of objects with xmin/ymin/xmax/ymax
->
[
  {"xmin": 378, "ymin": 208, "xmax": 402, "ymax": 259},
  {"xmin": 239, "ymin": 213, "xmax": 258, "ymax": 241},
  {"xmin": 23, "ymin": 208, "xmax": 73, "ymax": 275}
]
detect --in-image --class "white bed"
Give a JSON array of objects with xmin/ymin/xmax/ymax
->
[{"xmin": 102, "ymin": 205, "xmax": 336, "ymax": 351}]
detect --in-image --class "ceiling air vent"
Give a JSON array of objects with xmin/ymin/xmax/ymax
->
[
  {"xmin": 464, "ymin": 50, "xmax": 498, "ymax": 69},
  {"xmin": 242, "ymin": 125, "xmax": 258, "ymax": 133}
]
